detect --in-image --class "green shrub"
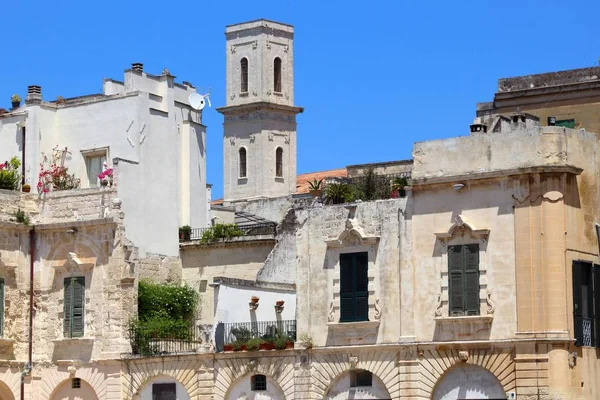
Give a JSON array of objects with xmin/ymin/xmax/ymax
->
[
  {"xmin": 138, "ymin": 279, "xmax": 198, "ymax": 322},
  {"xmin": 0, "ymin": 157, "xmax": 21, "ymax": 191},
  {"xmin": 324, "ymin": 182, "xmax": 354, "ymax": 204},
  {"xmin": 200, "ymin": 223, "xmax": 244, "ymax": 243},
  {"xmin": 230, "ymin": 327, "xmax": 252, "ymax": 342},
  {"xmin": 350, "ymin": 168, "xmax": 392, "ymax": 201},
  {"xmin": 246, "ymin": 337, "xmax": 262, "ymax": 351},
  {"xmin": 274, "ymin": 335, "xmax": 290, "ymax": 350},
  {"xmin": 14, "ymin": 209, "xmax": 29, "ymax": 225}
]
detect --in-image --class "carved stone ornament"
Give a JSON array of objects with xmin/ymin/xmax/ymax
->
[
  {"xmin": 328, "ymin": 301, "xmax": 335, "ymax": 322},
  {"xmin": 268, "ymin": 132, "xmax": 274, "ymax": 141},
  {"xmin": 349, "ymin": 356, "xmax": 359, "ymax": 369},
  {"xmin": 52, "ymin": 252, "xmax": 96, "ymax": 272},
  {"xmin": 435, "ymin": 293, "xmax": 443, "ymax": 317},
  {"xmin": 267, "ymin": 89, "xmax": 272, "ymax": 95},
  {"xmin": 230, "ymin": 45, "xmax": 237, "ymax": 54},
  {"xmin": 67, "ymin": 365, "xmax": 77, "ymax": 377},
  {"xmin": 373, "ymin": 298, "xmax": 382, "ymax": 320},
  {"xmin": 486, "ymin": 289, "xmax": 495, "ymax": 315},
  {"xmin": 252, "ymin": 41, "xmax": 258, "ymax": 50},
  {"xmin": 434, "ymin": 214, "xmax": 490, "ymax": 245},
  {"xmin": 459, "ymin": 350, "xmax": 469, "ymax": 362},
  {"xmin": 252, "ymin": 88, "xmax": 258, "ymax": 97},
  {"xmin": 266, "ymin": 42, "xmax": 271, "ymax": 49},
  {"xmin": 284, "ymin": 45, "xmax": 289, "ymax": 53},
  {"xmin": 325, "ymin": 210, "xmax": 379, "ymax": 248},
  {"xmin": 229, "ymin": 136, "xmax": 236, "ymax": 146}
]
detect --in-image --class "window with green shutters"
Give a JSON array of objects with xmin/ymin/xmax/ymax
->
[
  {"xmin": 448, "ymin": 244, "xmax": 480, "ymax": 316},
  {"xmin": 572, "ymin": 261, "xmax": 600, "ymax": 347},
  {"xmin": 64, "ymin": 277, "xmax": 85, "ymax": 338},
  {"xmin": 340, "ymin": 252, "xmax": 369, "ymax": 322},
  {"xmin": 0, "ymin": 279, "xmax": 4, "ymax": 337}
]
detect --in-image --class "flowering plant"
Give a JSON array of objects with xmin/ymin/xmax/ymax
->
[
  {"xmin": 98, "ymin": 162, "xmax": 113, "ymax": 186},
  {"xmin": 0, "ymin": 157, "xmax": 21, "ymax": 191},
  {"xmin": 37, "ymin": 161, "xmax": 80, "ymax": 193}
]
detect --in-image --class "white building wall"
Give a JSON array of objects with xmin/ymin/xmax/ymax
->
[{"xmin": 214, "ymin": 284, "xmax": 296, "ymax": 324}]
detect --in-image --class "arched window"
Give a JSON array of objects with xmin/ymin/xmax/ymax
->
[
  {"xmin": 240, "ymin": 58, "xmax": 249, "ymax": 93},
  {"xmin": 251, "ymin": 375, "xmax": 267, "ymax": 391},
  {"xmin": 274, "ymin": 57, "xmax": 282, "ymax": 93},
  {"xmin": 239, "ymin": 148, "xmax": 247, "ymax": 178},
  {"xmin": 275, "ymin": 147, "xmax": 283, "ymax": 177}
]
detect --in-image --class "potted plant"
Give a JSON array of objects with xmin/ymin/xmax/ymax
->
[
  {"xmin": 22, "ymin": 184, "xmax": 31, "ymax": 193},
  {"xmin": 260, "ymin": 333, "xmax": 276, "ymax": 350},
  {"xmin": 308, "ymin": 178, "xmax": 323, "ymax": 198},
  {"xmin": 391, "ymin": 177, "xmax": 408, "ymax": 198},
  {"xmin": 274, "ymin": 336, "xmax": 289, "ymax": 350},
  {"xmin": 56, "ymin": 96, "xmax": 65, "ymax": 104},
  {"xmin": 11, "ymin": 94, "xmax": 21, "ymax": 109},
  {"xmin": 275, "ymin": 300, "xmax": 285, "ymax": 307},
  {"xmin": 223, "ymin": 343, "xmax": 234, "ymax": 352},
  {"xmin": 179, "ymin": 225, "xmax": 191, "ymax": 241},
  {"xmin": 250, "ymin": 296, "xmax": 260, "ymax": 304},
  {"xmin": 246, "ymin": 338, "xmax": 262, "ymax": 351}
]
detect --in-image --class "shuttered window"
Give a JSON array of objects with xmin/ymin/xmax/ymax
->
[
  {"xmin": 152, "ymin": 383, "xmax": 176, "ymax": 400},
  {"xmin": 340, "ymin": 252, "xmax": 369, "ymax": 322},
  {"xmin": 448, "ymin": 244, "xmax": 480, "ymax": 316},
  {"xmin": 0, "ymin": 279, "xmax": 4, "ymax": 337},
  {"xmin": 64, "ymin": 277, "xmax": 85, "ymax": 338},
  {"xmin": 572, "ymin": 261, "xmax": 599, "ymax": 347}
]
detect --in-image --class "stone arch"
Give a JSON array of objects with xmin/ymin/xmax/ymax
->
[
  {"xmin": 40, "ymin": 367, "xmax": 108, "ymax": 400},
  {"xmin": 135, "ymin": 375, "xmax": 191, "ymax": 400},
  {"xmin": 214, "ymin": 356, "xmax": 295, "ymax": 399},
  {"xmin": 419, "ymin": 347, "xmax": 515, "ymax": 398},
  {"xmin": 324, "ymin": 369, "xmax": 391, "ymax": 400},
  {"xmin": 224, "ymin": 371, "xmax": 286, "ymax": 400},
  {"xmin": 48, "ymin": 378, "xmax": 99, "ymax": 400},
  {"xmin": 432, "ymin": 364, "xmax": 506, "ymax": 400},
  {"xmin": 121, "ymin": 358, "xmax": 202, "ymax": 400},
  {"xmin": 0, "ymin": 379, "xmax": 16, "ymax": 400},
  {"xmin": 310, "ymin": 352, "xmax": 398, "ymax": 399}
]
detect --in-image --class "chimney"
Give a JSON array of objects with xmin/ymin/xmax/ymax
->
[
  {"xmin": 470, "ymin": 123, "xmax": 488, "ymax": 134},
  {"xmin": 25, "ymin": 85, "xmax": 42, "ymax": 105},
  {"xmin": 131, "ymin": 63, "xmax": 144, "ymax": 73}
]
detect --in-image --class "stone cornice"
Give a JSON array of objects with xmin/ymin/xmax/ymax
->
[
  {"xmin": 216, "ymin": 102, "xmax": 303, "ymax": 115},
  {"xmin": 180, "ymin": 236, "xmax": 276, "ymax": 250},
  {"xmin": 212, "ymin": 276, "xmax": 295, "ymax": 291},
  {"xmin": 34, "ymin": 217, "xmax": 117, "ymax": 232}
]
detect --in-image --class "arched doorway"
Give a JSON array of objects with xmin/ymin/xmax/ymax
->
[
  {"xmin": 50, "ymin": 378, "xmax": 99, "ymax": 400},
  {"xmin": 226, "ymin": 373, "xmax": 285, "ymax": 400},
  {"xmin": 0, "ymin": 381, "xmax": 15, "ymax": 400},
  {"xmin": 324, "ymin": 369, "xmax": 391, "ymax": 400},
  {"xmin": 433, "ymin": 364, "xmax": 506, "ymax": 400},
  {"xmin": 137, "ymin": 376, "xmax": 190, "ymax": 400}
]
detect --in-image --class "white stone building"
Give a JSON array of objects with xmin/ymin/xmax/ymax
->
[{"xmin": 0, "ymin": 64, "xmax": 209, "ymax": 256}]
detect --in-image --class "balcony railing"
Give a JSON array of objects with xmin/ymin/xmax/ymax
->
[
  {"xmin": 128, "ymin": 322, "xmax": 203, "ymax": 356},
  {"xmin": 582, "ymin": 317, "xmax": 593, "ymax": 347},
  {"xmin": 214, "ymin": 320, "xmax": 296, "ymax": 352},
  {"xmin": 183, "ymin": 222, "xmax": 277, "ymax": 242}
]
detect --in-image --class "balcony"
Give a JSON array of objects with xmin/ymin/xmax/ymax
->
[
  {"xmin": 128, "ymin": 322, "xmax": 204, "ymax": 356},
  {"xmin": 179, "ymin": 222, "xmax": 277, "ymax": 243},
  {"xmin": 215, "ymin": 320, "xmax": 296, "ymax": 352}
]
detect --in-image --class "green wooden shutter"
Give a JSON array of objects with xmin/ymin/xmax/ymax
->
[
  {"xmin": 340, "ymin": 254, "xmax": 355, "ymax": 322},
  {"xmin": 448, "ymin": 245, "xmax": 464, "ymax": 316},
  {"xmin": 72, "ymin": 277, "xmax": 85, "ymax": 337},
  {"xmin": 354, "ymin": 253, "xmax": 369, "ymax": 322},
  {"xmin": 594, "ymin": 265, "xmax": 600, "ymax": 348},
  {"xmin": 0, "ymin": 279, "xmax": 4, "ymax": 337},
  {"xmin": 63, "ymin": 278, "xmax": 72, "ymax": 337},
  {"xmin": 572, "ymin": 261, "xmax": 583, "ymax": 346},
  {"xmin": 465, "ymin": 244, "xmax": 480, "ymax": 315}
]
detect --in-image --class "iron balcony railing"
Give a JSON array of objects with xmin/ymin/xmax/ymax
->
[
  {"xmin": 214, "ymin": 320, "xmax": 296, "ymax": 351},
  {"xmin": 128, "ymin": 322, "xmax": 203, "ymax": 356},
  {"xmin": 582, "ymin": 317, "xmax": 593, "ymax": 347},
  {"xmin": 182, "ymin": 222, "xmax": 277, "ymax": 242}
]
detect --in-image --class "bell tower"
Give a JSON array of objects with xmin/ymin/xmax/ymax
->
[{"xmin": 217, "ymin": 19, "xmax": 303, "ymax": 202}]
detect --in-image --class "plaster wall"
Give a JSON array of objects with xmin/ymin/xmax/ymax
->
[
  {"xmin": 0, "ymin": 114, "xmax": 25, "ymax": 177},
  {"xmin": 228, "ymin": 195, "xmax": 294, "ymax": 224}
]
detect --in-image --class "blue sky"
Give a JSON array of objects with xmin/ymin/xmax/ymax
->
[{"xmin": 1, "ymin": 0, "xmax": 599, "ymax": 198}]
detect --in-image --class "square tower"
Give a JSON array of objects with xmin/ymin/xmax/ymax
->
[{"xmin": 218, "ymin": 19, "xmax": 303, "ymax": 202}]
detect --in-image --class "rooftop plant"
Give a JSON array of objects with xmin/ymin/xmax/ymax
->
[
  {"xmin": 0, "ymin": 157, "xmax": 21, "ymax": 191},
  {"xmin": 308, "ymin": 178, "xmax": 323, "ymax": 191},
  {"xmin": 324, "ymin": 182, "xmax": 354, "ymax": 204},
  {"xmin": 11, "ymin": 94, "xmax": 21, "ymax": 103},
  {"xmin": 200, "ymin": 223, "xmax": 243, "ymax": 243},
  {"xmin": 38, "ymin": 162, "xmax": 80, "ymax": 193}
]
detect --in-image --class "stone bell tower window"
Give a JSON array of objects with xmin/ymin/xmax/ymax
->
[
  {"xmin": 239, "ymin": 148, "xmax": 247, "ymax": 178},
  {"xmin": 274, "ymin": 57, "xmax": 282, "ymax": 93},
  {"xmin": 276, "ymin": 147, "xmax": 283, "ymax": 177},
  {"xmin": 240, "ymin": 57, "xmax": 249, "ymax": 93}
]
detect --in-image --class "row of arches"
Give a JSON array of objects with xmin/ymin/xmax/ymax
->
[
  {"xmin": 238, "ymin": 147, "xmax": 283, "ymax": 179},
  {"xmin": 240, "ymin": 57, "xmax": 282, "ymax": 94}
]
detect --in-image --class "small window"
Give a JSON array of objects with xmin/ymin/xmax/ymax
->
[
  {"xmin": 274, "ymin": 57, "xmax": 282, "ymax": 93},
  {"xmin": 350, "ymin": 370, "xmax": 372, "ymax": 387},
  {"xmin": 448, "ymin": 244, "xmax": 480, "ymax": 316},
  {"xmin": 240, "ymin": 58, "xmax": 249, "ymax": 93},
  {"xmin": 239, "ymin": 148, "xmax": 247, "ymax": 178},
  {"xmin": 275, "ymin": 147, "xmax": 283, "ymax": 177},
  {"xmin": 64, "ymin": 277, "xmax": 85, "ymax": 338},
  {"xmin": 199, "ymin": 280, "xmax": 208, "ymax": 293},
  {"xmin": 84, "ymin": 151, "xmax": 107, "ymax": 188},
  {"xmin": 152, "ymin": 383, "xmax": 176, "ymax": 400},
  {"xmin": 71, "ymin": 378, "xmax": 81, "ymax": 389},
  {"xmin": 340, "ymin": 252, "xmax": 369, "ymax": 322},
  {"xmin": 251, "ymin": 375, "xmax": 267, "ymax": 391}
]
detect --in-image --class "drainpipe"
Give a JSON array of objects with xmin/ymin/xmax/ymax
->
[{"xmin": 21, "ymin": 227, "xmax": 35, "ymax": 400}]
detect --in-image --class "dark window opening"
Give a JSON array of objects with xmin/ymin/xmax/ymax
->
[
  {"xmin": 572, "ymin": 261, "xmax": 600, "ymax": 347},
  {"xmin": 240, "ymin": 58, "xmax": 249, "ymax": 93},
  {"xmin": 239, "ymin": 148, "xmax": 247, "ymax": 178},
  {"xmin": 275, "ymin": 147, "xmax": 283, "ymax": 177},
  {"xmin": 152, "ymin": 383, "xmax": 176, "ymax": 400},
  {"xmin": 274, "ymin": 57, "xmax": 282, "ymax": 93},
  {"xmin": 340, "ymin": 252, "xmax": 369, "ymax": 322},
  {"xmin": 251, "ymin": 375, "xmax": 267, "ymax": 391},
  {"xmin": 64, "ymin": 276, "xmax": 85, "ymax": 338},
  {"xmin": 350, "ymin": 370, "xmax": 372, "ymax": 387},
  {"xmin": 71, "ymin": 378, "xmax": 81, "ymax": 389},
  {"xmin": 448, "ymin": 244, "xmax": 480, "ymax": 316}
]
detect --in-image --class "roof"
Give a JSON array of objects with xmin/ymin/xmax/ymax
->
[{"xmin": 295, "ymin": 168, "xmax": 347, "ymax": 194}]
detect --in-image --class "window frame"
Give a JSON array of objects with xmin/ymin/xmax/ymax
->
[
  {"xmin": 238, "ymin": 147, "xmax": 247, "ymax": 178},
  {"xmin": 275, "ymin": 147, "xmax": 283, "ymax": 178},
  {"xmin": 152, "ymin": 382, "xmax": 177, "ymax": 400},
  {"xmin": 350, "ymin": 370, "xmax": 373, "ymax": 387},
  {"xmin": 63, "ymin": 276, "xmax": 85, "ymax": 338},
  {"xmin": 339, "ymin": 252, "xmax": 369, "ymax": 323},
  {"xmin": 240, "ymin": 57, "xmax": 249, "ymax": 94},
  {"xmin": 81, "ymin": 147, "xmax": 109, "ymax": 189},
  {"xmin": 448, "ymin": 244, "xmax": 480, "ymax": 316},
  {"xmin": 273, "ymin": 57, "xmax": 282, "ymax": 93},
  {"xmin": 251, "ymin": 374, "xmax": 267, "ymax": 391}
]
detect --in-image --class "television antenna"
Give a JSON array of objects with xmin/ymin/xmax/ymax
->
[{"xmin": 188, "ymin": 91, "xmax": 211, "ymax": 111}]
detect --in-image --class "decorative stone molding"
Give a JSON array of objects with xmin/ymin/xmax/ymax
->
[
  {"xmin": 373, "ymin": 298, "xmax": 382, "ymax": 320},
  {"xmin": 326, "ymin": 321, "xmax": 380, "ymax": 343},
  {"xmin": 435, "ymin": 293, "xmax": 443, "ymax": 317},
  {"xmin": 434, "ymin": 214, "xmax": 490, "ymax": 245},
  {"xmin": 486, "ymin": 289, "xmax": 495, "ymax": 315},
  {"xmin": 230, "ymin": 45, "xmax": 236, "ymax": 54},
  {"xmin": 51, "ymin": 252, "xmax": 96, "ymax": 272},
  {"xmin": 251, "ymin": 40, "xmax": 258, "ymax": 50},
  {"xmin": 328, "ymin": 301, "xmax": 335, "ymax": 322},
  {"xmin": 434, "ymin": 315, "xmax": 494, "ymax": 341},
  {"xmin": 39, "ymin": 364, "xmax": 109, "ymax": 400},
  {"xmin": 458, "ymin": 350, "xmax": 469, "ymax": 362},
  {"xmin": 325, "ymin": 217, "xmax": 379, "ymax": 248},
  {"xmin": 349, "ymin": 356, "xmax": 359, "ymax": 369}
]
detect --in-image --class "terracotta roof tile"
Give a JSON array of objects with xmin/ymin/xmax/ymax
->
[{"xmin": 296, "ymin": 168, "xmax": 347, "ymax": 194}]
